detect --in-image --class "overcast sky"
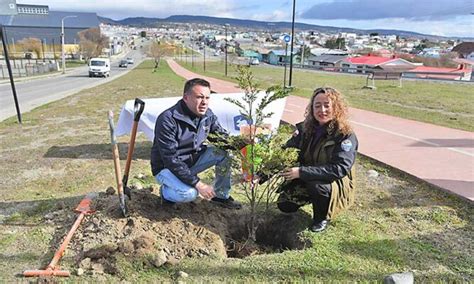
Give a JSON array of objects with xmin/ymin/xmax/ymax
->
[{"xmin": 18, "ymin": 0, "xmax": 474, "ymax": 37}]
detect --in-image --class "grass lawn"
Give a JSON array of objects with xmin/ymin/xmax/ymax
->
[
  {"xmin": 66, "ymin": 60, "xmax": 88, "ymax": 68},
  {"xmin": 177, "ymin": 59, "xmax": 474, "ymax": 132},
  {"xmin": 0, "ymin": 60, "xmax": 472, "ymax": 282}
]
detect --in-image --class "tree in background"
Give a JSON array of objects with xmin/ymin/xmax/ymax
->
[
  {"xmin": 18, "ymin": 37, "xmax": 42, "ymax": 59},
  {"xmin": 414, "ymin": 39, "xmax": 437, "ymax": 52},
  {"xmin": 147, "ymin": 41, "xmax": 175, "ymax": 71},
  {"xmin": 78, "ymin": 27, "xmax": 109, "ymax": 61},
  {"xmin": 324, "ymin": 37, "xmax": 346, "ymax": 50},
  {"xmin": 296, "ymin": 44, "xmax": 311, "ymax": 64}
]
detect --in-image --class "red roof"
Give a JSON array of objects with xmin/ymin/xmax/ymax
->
[
  {"xmin": 410, "ymin": 66, "xmax": 469, "ymax": 80},
  {"xmin": 411, "ymin": 66, "xmax": 468, "ymax": 73},
  {"xmin": 345, "ymin": 55, "xmax": 395, "ymax": 65}
]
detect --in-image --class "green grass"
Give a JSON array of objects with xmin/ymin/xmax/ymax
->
[
  {"xmin": 176, "ymin": 59, "xmax": 474, "ymax": 131},
  {"xmin": 0, "ymin": 59, "xmax": 472, "ymax": 282},
  {"xmin": 66, "ymin": 60, "xmax": 87, "ymax": 68}
]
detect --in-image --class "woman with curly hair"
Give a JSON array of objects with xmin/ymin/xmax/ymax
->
[{"xmin": 277, "ymin": 87, "xmax": 358, "ymax": 232}]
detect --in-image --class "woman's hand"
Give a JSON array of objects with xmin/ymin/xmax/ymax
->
[{"xmin": 280, "ymin": 167, "xmax": 300, "ymax": 180}]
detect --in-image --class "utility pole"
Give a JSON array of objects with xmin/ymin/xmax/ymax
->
[
  {"xmin": 203, "ymin": 44, "xmax": 206, "ymax": 72},
  {"xmin": 301, "ymin": 42, "xmax": 305, "ymax": 68},
  {"xmin": 191, "ymin": 39, "xmax": 194, "ymax": 68},
  {"xmin": 41, "ymin": 39, "xmax": 46, "ymax": 61},
  {"xmin": 288, "ymin": 0, "xmax": 296, "ymax": 87},
  {"xmin": 61, "ymin": 15, "xmax": 77, "ymax": 74},
  {"xmin": 224, "ymin": 23, "xmax": 229, "ymax": 76},
  {"xmin": 1, "ymin": 25, "xmax": 22, "ymax": 124},
  {"xmin": 284, "ymin": 42, "xmax": 288, "ymax": 87},
  {"xmin": 52, "ymin": 38, "xmax": 56, "ymax": 59}
]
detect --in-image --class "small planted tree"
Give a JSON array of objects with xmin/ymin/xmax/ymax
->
[{"xmin": 214, "ymin": 65, "xmax": 299, "ymax": 242}]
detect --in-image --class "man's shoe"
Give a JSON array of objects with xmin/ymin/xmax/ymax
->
[
  {"xmin": 211, "ymin": 196, "xmax": 242, "ymax": 209},
  {"xmin": 310, "ymin": 220, "xmax": 329, "ymax": 232}
]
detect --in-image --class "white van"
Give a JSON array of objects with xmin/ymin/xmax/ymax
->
[{"xmin": 88, "ymin": 58, "xmax": 110, "ymax": 77}]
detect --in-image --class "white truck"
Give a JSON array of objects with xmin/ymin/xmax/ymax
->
[{"xmin": 88, "ymin": 58, "xmax": 110, "ymax": 77}]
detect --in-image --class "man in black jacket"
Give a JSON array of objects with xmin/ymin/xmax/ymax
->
[{"xmin": 151, "ymin": 78, "xmax": 241, "ymax": 209}]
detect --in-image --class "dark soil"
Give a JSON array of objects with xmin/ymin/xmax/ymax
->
[{"xmin": 58, "ymin": 186, "xmax": 310, "ymax": 276}]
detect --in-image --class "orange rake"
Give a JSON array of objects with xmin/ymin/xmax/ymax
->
[{"xmin": 23, "ymin": 192, "xmax": 96, "ymax": 277}]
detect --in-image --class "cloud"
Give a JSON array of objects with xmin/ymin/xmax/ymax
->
[
  {"xmin": 301, "ymin": 0, "xmax": 473, "ymax": 21},
  {"xmin": 250, "ymin": 9, "xmax": 290, "ymax": 22}
]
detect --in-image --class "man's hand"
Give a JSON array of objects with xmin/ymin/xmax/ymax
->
[
  {"xmin": 280, "ymin": 167, "xmax": 300, "ymax": 181},
  {"xmin": 195, "ymin": 181, "xmax": 216, "ymax": 200}
]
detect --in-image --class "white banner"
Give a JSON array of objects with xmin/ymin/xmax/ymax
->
[{"xmin": 116, "ymin": 93, "xmax": 287, "ymax": 141}]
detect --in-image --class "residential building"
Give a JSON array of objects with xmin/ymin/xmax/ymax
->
[
  {"xmin": 307, "ymin": 54, "xmax": 348, "ymax": 69},
  {"xmin": 452, "ymin": 42, "xmax": 474, "ymax": 60},
  {"xmin": 267, "ymin": 49, "xmax": 298, "ymax": 65},
  {"xmin": 405, "ymin": 65, "xmax": 471, "ymax": 81},
  {"xmin": 341, "ymin": 54, "xmax": 416, "ymax": 73},
  {"xmin": 0, "ymin": 0, "xmax": 99, "ymax": 49}
]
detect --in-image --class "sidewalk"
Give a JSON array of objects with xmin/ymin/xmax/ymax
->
[{"xmin": 167, "ymin": 59, "xmax": 474, "ymax": 202}]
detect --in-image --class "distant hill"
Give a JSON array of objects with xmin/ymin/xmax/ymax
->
[
  {"xmin": 98, "ymin": 16, "xmax": 120, "ymax": 25},
  {"xmin": 98, "ymin": 14, "xmax": 462, "ymax": 40}
]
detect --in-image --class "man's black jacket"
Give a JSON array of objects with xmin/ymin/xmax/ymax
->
[{"xmin": 150, "ymin": 100, "xmax": 228, "ymax": 186}]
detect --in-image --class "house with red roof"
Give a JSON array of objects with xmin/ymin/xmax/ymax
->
[
  {"xmin": 405, "ymin": 65, "xmax": 472, "ymax": 81},
  {"xmin": 341, "ymin": 54, "xmax": 416, "ymax": 73}
]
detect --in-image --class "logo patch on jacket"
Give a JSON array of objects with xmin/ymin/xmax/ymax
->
[{"xmin": 341, "ymin": 139, "xmax": 352, "ymax": 152}]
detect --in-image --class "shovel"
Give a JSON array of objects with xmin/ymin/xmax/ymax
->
[
  {"xmin": 108, "ymin": 110, "xmax": 128, "ymax": 217},
  {"xmin": 23, "ymin": 192, "xmax": 97, "ymax": 277},
  {"xmin": 122, "ymin": 98, "xmax": 145, "ymax": 199}
]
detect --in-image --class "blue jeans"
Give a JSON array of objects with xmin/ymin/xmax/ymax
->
[{"xmin": 155, "ymin": 146, "xmax": 231, "ymax": 203}]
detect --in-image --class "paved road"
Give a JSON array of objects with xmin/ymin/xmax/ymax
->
[{"xmin": 0, "ymin": 49, "xmax": 144, "ymax": 122}]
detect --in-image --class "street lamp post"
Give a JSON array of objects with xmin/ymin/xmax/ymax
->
[
  {"xmin": 41, "ymin": 38, "xmax": 46, "ymax": 62},
  {"xmin": 301, "ymin": 41, "xmax": 305, "ymax": 68},
  {"xmin": 191, "ymin": 39, "xmax": 194, "ymax": 68},
  {"xmin": 203, "ymin": 44, "xmax": 206, "ymax": 72},
  {"xmin": 61, "ymin": 15, "xmax": 77, "ymax": 74},
  {"xmin": 283, "ymin": 42, "xmax": 288, "ymax": 87},
  {"xmin": 288, "ymin": 0, "xmax": 296, "ymax": 87},
  {"xmin": 224, "ymin": 23, "xmax": 229, "ymax": 76}
]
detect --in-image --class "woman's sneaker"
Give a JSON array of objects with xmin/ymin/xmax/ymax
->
[
  {"xmin": 310, "ymin": 219, "xmax": 329, "ymax": 232},
  {"xmin": 211, "ymin": 196, "xmax": 242, "ymax": 209}
]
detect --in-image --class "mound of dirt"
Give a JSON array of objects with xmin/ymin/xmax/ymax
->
[{"xmin": 63, "ymin": 187, "xmax": 310, "ymax": 276}]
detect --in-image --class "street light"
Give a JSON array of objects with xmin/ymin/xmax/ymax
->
[
  {"xmin": 61, "ymin": 15, "xmax": 77, "ymax": 74},
  {"xmin": 191, "ymin": 39, "xmax": 194, "ymax": 68},
  {"xmin": 301, "ymin": 40, "xmax": 305, "ymax": 68},
  {"xmin": 288, "ymin": 0, "xmax": 296, "ymax": 87},
  {"xmin": 203, "ymin": 43, "xmax": 206, "ymax": 72},
  {"xmin": 224, "ymin": 23, "xmax": 229, "ymax": 76}
]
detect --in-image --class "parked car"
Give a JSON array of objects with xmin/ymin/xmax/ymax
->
[
  {"xmin": 119, "ymin": 60, "xmax": 128, "ymax": 68},
  {"xmin": 126, "ymin": 57, "xmax": 134, "ymax": 64},
  {"xmin": 249, "ymin": 58, "xmax": 260, "ymax": 65}
]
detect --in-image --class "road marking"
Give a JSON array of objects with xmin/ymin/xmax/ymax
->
[{"xmin": 351, "ymin": 120, "xmax": 474, "ymax": 157}]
